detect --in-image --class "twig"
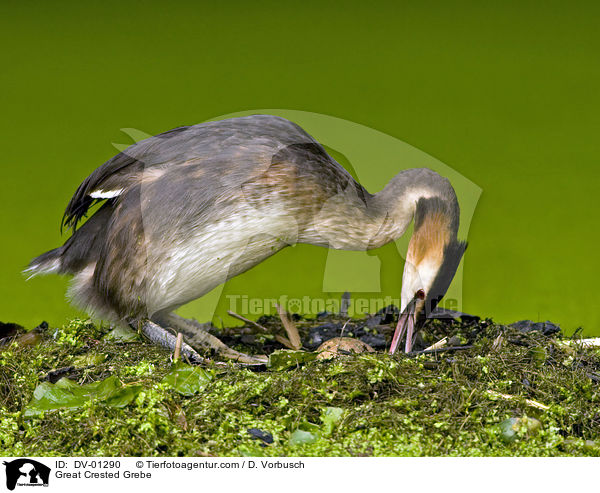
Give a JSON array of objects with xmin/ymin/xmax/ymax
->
[
  {"xmin": 227, "ymin": 308, "xmax": 297, "ymax": 351},
  {"xmin": 561, "ymin": 338, "xmax": 600, "ymax": 348},
  {"xmin": 276, "ymin": 303, "xmax": 302, "ymax": 350},
  {"xmin": 340, "ymin": 292, "xmax": 351, "ymax": 317},
  {"xmin": 340, "ymin": 319, "xmax": 351, "ymax": 338},
  {"xmin": 587, "ymin": 373, "xmax": 600, "ymax": 383},
  {"xmin": 173, "ymin": 332, "xmax": 183, "ymax": 361},
  {"xmin": 486, "ymin": 390, "xmax": 550, "ymax": 411},
  {"xmin": 508, "ymin": 339, "xmax": 529, "ymax": 347},
  {"xmin": 424, "ymin": 337, "xmax": 448, "ymax": 352},
  {"xmin": 227, "ymin": 310, "xmax": 269, "ymax": 332},
  {"xmin": 491, "ymin": 334, "xmax": 504, "ymax": 351},
  {"xmin": 408, "ymin": 345, "xmax": 473, "ymax": 356},
  {"xmin": 275, "ymin": 334, "xmax": 296, "ymax": 350}
]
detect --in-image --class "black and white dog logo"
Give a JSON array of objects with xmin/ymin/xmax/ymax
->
[{"xmin": 3, "ymin": 459, "xmax": 50, "ymax": 490}]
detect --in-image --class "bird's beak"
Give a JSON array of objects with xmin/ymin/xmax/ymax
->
[{"xmin": 389, "ymin": 292, "xmax": 423, "ymax": 355}]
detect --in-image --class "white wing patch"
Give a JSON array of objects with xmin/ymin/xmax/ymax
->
[{"xmin": 90, "ymin": 189, "xmax": 124, "ymax": 199}]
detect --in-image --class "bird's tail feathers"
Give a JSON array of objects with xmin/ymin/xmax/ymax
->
[{"xmin": 24, "ymin": 247, "xmax": 64, "ymax": 279}]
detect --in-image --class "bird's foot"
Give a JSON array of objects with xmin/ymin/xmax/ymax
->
[
  {"xmin": 151, "ymin": 312, "xmax": 267, "ymax": 365},
  {"xmin": 131, "ymin": 318, "xmax": 207, "ymax": 363}
]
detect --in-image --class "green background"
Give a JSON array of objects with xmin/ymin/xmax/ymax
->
[{"xmin": 1, "ymin": 1, "xmax": 598, "ymax": 334}]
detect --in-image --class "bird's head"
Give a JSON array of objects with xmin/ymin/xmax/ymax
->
[{"xmin": 390, "ymin": 197, "xmax": 467, "ymax": 354}]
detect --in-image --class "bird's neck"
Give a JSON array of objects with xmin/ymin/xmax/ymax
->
[
  {"xmin": 369, "ymin": 168, "xmax": 460, "ymax": 248},
  {"xmin": 300, "ymin": 168, "xmax": 459, "ymax": 251}
]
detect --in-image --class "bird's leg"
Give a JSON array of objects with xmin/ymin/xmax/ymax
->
[
  {"xmin": 154, "ymin": 312, "xmax": 267, "ymax": 365},
  {"xmin": 130, "ymin": 318, "xmax": 206, "ymax": 363}
]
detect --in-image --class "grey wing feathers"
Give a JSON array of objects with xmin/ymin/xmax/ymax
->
[
  {"xmin": 61, "ymin": 126, "xmax": 190, "ymax": 231},
  {"xmin": 61, "ymin": 115, "xmax": 319, "ymax": 231}
]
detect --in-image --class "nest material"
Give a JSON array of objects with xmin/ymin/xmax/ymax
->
[{"xmin": 0, "ymin": 314, "xmax": 598, "ymax": 456}]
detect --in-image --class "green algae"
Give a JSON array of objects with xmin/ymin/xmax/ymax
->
[
  {"xmin": 161, "ymin": 362, "xmax": 214, "ymax": 396},
  {"xmin": 25, "ymin": 376, "xmax": 142, "ymax": 417},
  {"xmin": 0, "ymin": 316, "xmax": 599, "ymax": 457}
]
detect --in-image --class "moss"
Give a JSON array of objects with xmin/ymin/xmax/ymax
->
[{"xmin": 0, "ymin": 315, "xmax": 598, "ymax": 456}]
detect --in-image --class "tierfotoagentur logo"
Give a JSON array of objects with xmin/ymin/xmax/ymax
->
[
  {"xmin": 3, "ymin": 459, "xmax": 51, "ymax": 490},
  {"xmin": 225, "ymin": 294, "xmax": 461, "ymax": 317},
  {"xmin": 112, "ymin": 109, "xmax": 481, "ymax": 323}
]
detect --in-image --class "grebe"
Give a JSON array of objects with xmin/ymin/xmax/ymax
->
[{"xmin": 26, "ymin": 115, "xmax": 466, "ymax": 363}]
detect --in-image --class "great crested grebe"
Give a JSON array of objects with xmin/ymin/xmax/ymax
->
[{"xmin": 26, "ymin": 115, "xmax": 466, "ymax": 363}]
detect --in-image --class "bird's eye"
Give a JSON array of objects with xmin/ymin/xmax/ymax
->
[{"xmin": 416, "ymin": 289, "xmax": 425, "ymax": 300}]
